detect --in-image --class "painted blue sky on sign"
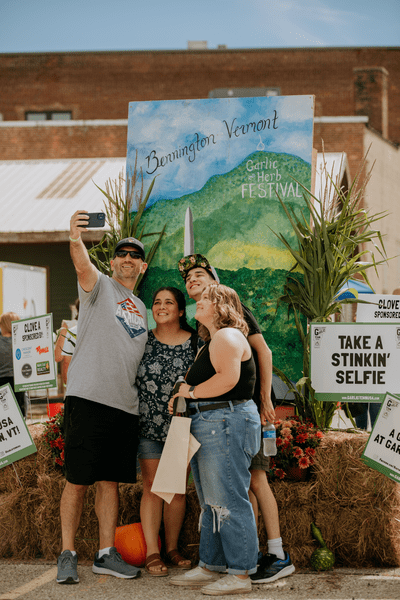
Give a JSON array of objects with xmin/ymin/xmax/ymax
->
[{"xmin": 127, "ymin": 95, "xmax": 314, "ymax": 204}]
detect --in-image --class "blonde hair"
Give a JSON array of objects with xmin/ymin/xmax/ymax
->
[
  {"xmin": 0, "ymin": 312, "xmax": 20, "ymax": 335},
  {"xmin": 198, "ymin": 284, "xmax": 249, "ymax": 341}
]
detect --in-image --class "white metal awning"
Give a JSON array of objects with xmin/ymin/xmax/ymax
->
[{"xmin": 0, "ymin": 157, "xmax": 126, "ymax": 239}]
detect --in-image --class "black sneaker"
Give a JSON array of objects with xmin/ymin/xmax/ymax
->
[
  {"xmin": 250, "ymin": 552, "xmax": 295, "ymax": 583},
  {"xmin": 92, "ymin": 547, "xmax": 141, "ymax": 579},
  {"xmin": 56, "ymin": 550, "xmax": 79, "ymax": 584}
]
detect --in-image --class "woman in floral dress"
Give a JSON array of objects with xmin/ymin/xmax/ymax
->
[{"xmin": 136, "ymin": 286, "xmax": 199, "ymax": 576}]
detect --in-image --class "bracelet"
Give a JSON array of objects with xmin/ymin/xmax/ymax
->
[{"xmin": 69, "ymin": 235, "xmax": 81, "ymax": 242}]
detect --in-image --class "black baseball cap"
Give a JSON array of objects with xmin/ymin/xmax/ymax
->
[{"xmin": 114, "ymin": 237, "xmax": 145, "ymax": 260}]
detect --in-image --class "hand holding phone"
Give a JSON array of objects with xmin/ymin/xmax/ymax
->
[{"xmin": 78, "ymin": 212, "xmax": 106, "ymax": 228}]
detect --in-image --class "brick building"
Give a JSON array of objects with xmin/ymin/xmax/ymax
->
[{"xmin": 1, "ymin": 46, "xmax": 399, "ymax": 325}]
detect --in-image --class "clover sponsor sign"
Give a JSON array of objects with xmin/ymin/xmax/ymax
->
[
  {"xmin": 12, "ymin": 314, "xmax": 57, "ymax": 392},
  {"xmin": 310, "ymin": 323, "xmax": 400, "ymax": 403},
  {"xmin": 0, "ymin": 384, "xmax": 37, "ymax": 468},
  {"xmin": 362, "ymin": 393, "xmax": 400, "ymax": 483},
  {"xmin": 357, "ymin": 294, "xmax": 400, "ymax": 323}
]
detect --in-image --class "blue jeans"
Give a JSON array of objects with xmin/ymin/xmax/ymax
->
[{"xmin": 189, "ymin": 400, "xmax": 261, "ymax": 575}]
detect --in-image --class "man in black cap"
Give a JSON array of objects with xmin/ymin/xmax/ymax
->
[
  {"xmin": 177, "ymin": 253, "xmax": 294, "ymax": 584},
  {"xmin": 56, "ymin": 211, "xmax": 148, "ymax": 585}
]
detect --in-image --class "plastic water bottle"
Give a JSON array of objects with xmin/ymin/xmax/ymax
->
[{"xmin": 262, "ymin": 422, "xmax": 277, "ymax": 456}]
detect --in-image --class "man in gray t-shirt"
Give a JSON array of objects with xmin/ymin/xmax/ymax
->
[{"xmin": 57, "ymin": 211, "xmax": 148, "ymax": 585}]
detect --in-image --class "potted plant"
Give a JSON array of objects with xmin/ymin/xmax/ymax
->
[{"xmin": 269, "ymin": 416, "xmax": 324, "ymax": 481}]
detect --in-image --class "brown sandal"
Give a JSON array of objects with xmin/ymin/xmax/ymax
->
[
  {"xmin": 145, "ymin": 553, "xmax": 168, "ymax": 577},
  {"xmin": 166, "ymin": 549, "xmax": 191, "ymax": 569}
]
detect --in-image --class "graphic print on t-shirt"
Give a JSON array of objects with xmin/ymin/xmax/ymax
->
[{"xmin": 116, "ymin": 298, "xmax": 146, "ymax": 338}]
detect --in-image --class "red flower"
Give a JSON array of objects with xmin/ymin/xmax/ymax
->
[
  {"xmin": 296, "ymin": 433, "xmax": 308, "ymax": 444},
  {"xmin": 305, "ymin": 447, "xmax": 316, "ymax": 457},
  {"xmin": 298, "ymin": 456, "xmax": 311, "ymax": 469},
  {"xmin": 43, "ymin": 407, "xmax": 65, "ymax": 470},
  {"xmin": 55, "ymin": 437, "xmax": 64, "ymax": 449},
  {"xmin": 293, "ymin": 447, "xmax": 304, "ymax": 458},
  {"xmin": 316, "ymin": 431, "xmax": 324, "ymax": 439},
  {"xmin": 275, "ymin": 469, "xmax": 285, "ymax": 479}
]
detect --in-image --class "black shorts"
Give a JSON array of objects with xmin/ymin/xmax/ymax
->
[
  {"xmin": 63, "ymin": 396, "xmax": 140, "ymax": 485},
  {"xmin": 250, "ymin": 433, "xmax": 270, "ymax": 471}
]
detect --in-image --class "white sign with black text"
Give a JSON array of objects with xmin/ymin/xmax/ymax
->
[
  {"xmin": 310, "ymin": 323, "xmax": 400, "ymax": 403},
  {"xmin": 12, "ymin": 313, "xmax": 57, "ymax": 392},
  {"xmin": 357, "ymin": 294, "xmax": 400, "ymax": 323},
  {"xmin": 0, "ymin": 384, "xmax": 37, "ymax": 469},
  {"xmin": 362, "ymin": 393, "xmax": 400, "ymax": 484}
]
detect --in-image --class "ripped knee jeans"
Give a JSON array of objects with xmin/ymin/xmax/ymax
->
[{"xmin": 189, "ymin": 400, "xmax": 260, "ymax": 575}]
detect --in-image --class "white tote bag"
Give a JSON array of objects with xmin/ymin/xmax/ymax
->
[{"xmin": 151, "ymin": 416, "xmax": 200, "ymax": 504}]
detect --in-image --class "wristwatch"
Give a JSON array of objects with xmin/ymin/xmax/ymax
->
[{"xmin": 189, "ymin": 386, "xmax": 197, "ymax": 400}]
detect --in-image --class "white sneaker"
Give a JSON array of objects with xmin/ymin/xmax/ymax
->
[
  {"xmin": 201, "ymin": 574, "xmax": 252, "ymax": 595},
  {"xmin": 170, "ymin": 566, "xmax": 220, "ymax": 587}
]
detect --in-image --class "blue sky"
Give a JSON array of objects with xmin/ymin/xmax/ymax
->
[
  {"xmin": 0, "ymin": 0, "xmax": 398, "ymax": 53},
  {"xmin": 127, "ymin": 96, "xmax": 314, "ymax": 201}
]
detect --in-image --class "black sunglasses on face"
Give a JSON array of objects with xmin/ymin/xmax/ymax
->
[{"xmin": 114, "ymin": 250, "xmax": 142, "ymax": 259}]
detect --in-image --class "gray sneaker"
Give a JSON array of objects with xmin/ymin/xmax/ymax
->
[
  {"xmin": 92, "ymin": 547, "xmax": 141, "ymax": 579},
  {"xmin": 56, "ymin": 550, "xmax": 79, "ymax": 584}
]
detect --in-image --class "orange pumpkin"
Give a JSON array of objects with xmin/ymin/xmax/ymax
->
[{"xmin": 114, "ymin": 522, "xmax": 161, "ymax": 567}]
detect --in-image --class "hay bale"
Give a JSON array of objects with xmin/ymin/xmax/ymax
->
[
  {"xmin": 2, "ymin": 425, "xmax": 400, "ymax": 569},
  {"xmin": 119, "ymin": 480, "xmax": 142, "ymax": 526},
  {"xmin": 259, "ymin": 480, "xmax": 317, "ymax": 568},
  {"xmin": 0, "ymin": 425, "xmax": 52, "ymax": 559},
  {"xmin": 312, "ymin": 431, "xmax": 400, "ymax": 567},
  {"xmin": 0, "ymin": 487, "xmax": 43, "ymax": 559},
  {"xmin": 315, "ymin": 498, "xmax": 400, "ymax": 567},
  {"xmin": 178, "ymin": 483, "xmax": 201, "ymax": 564},
  {"xmin": 0, "ymin": 424, "xmax": 48, "ymax": 493},
  {"xmin": 313, "ymin": 431, "xmax": 373, "ymax": 501}
]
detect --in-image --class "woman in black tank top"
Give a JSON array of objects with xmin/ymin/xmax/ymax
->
[{"xmin": 169, "ymin": 284, "xmax": 261, "ymax": 593}]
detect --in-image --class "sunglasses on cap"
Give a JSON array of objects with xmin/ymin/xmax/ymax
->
[{"xmin": 114, "ymin": 250, "xmax": 142, "ymax": 259}]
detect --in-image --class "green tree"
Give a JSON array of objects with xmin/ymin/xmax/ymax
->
[{"xmin": 273, "ymin": 157, "xmax": 388, "ymax": 428}]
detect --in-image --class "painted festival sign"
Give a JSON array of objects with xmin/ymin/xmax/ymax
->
[
  {"xmin": 127, "ymin": 96, "xmax": 314, "ymax": 380},
  {"xmin": 362, "ymin": 393, "xmax": 400, "ymax": 484},
  {"xmin": 310, "ymin": 323, "xmax": 400, "ymax": 403}
]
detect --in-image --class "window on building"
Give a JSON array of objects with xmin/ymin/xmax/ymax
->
[
  {"xmin": 208, "ymin": 87, "xmax": 280, "ymax": 98},
  {"xmin": 25, "ymin": 111, "xmax": 72, "ymax": 121}
]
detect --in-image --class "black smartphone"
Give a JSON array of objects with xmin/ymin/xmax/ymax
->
[{"xmin": 78, "ymin": 212, "xmax": 106, "ymax": 228}]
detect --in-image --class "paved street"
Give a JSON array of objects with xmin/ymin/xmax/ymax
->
[{"xmin": 1, "ymin": 562, "xmax": 399, "ymax": 600}]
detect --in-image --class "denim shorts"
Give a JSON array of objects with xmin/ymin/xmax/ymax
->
[{"xmin": 137, "ymin": 437, "xmax": 165, "ymax": 460}]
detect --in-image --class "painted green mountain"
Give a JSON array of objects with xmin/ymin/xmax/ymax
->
[{"xmin": 139, "ymin": 151, "xmax": 310, "ymax": 270}]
